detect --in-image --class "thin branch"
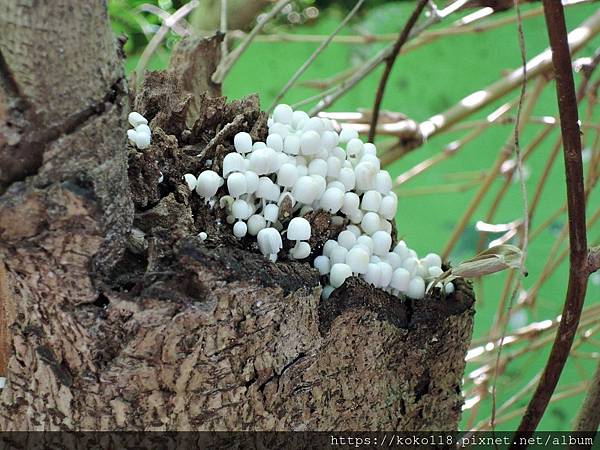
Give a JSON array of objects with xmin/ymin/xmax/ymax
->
[
  {"xmin": 212, "ymin": 0, "xmax": 292, "ymax": 83},
  {"xmin": 491, "ymin": 0, "xmax": 529, "ymax": 430},
  {"xmin": 368, "ymin": 0, "xmax": 430, "ymax": 142},
  {"xmin": 135, "ymin": 0, "xmax": 200, "ymax": 84},
  {"xmin": 220, "ymin": 0, "xmax": 228, "ymax": 59},
  {"xmin": 306, "ymin": 0, "xmax": 471, "ymax": 116},
  {"xmin": 268, "ymin": 0, "xmax": 365, "ymax": 113},
  {"xmin": 512, "ymin": 0, "xmax": 590, "ymax": 442}
]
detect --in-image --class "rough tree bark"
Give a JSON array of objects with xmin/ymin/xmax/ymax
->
[{"xmin": 0, "ymin": 1, "xmax": 475, "ymax": 431}]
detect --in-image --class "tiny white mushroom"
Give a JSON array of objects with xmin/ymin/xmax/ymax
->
[
  {"xmin": 330, "ymin": 245, "xmax": 348, "ymax": 265},
  {"xmin": 300, "ymin": 130, "xmax": 321, "ymax": 156},
  {"xmin": 290, "ymin": 241, "xmax": 311, "ymax": 259},
  {"xmin": 234, "ymin": 132, "xmax": 253, "ymax": 154},
  {"xmin": 196, "ymin": 170, "xmax": 223, "ymax": 203},
  {"xmin": 263, "ymin": 203, "xmax": 279, "ymax": 225},
  {"xmin": 313, "ymin": 255, "xmax": 331, "ymax": 275},
  {"xmin": 183, "ymin": 174, "xmax": 197, "ymax": 191},
  {"xmin": 227, "ymin": 172, "xmax": 247, "ymax": 198},
  {"xmin": 337, "ymin": 230, "xmax": 357, "ymax": 250},
  {"xmin": 284, "ymin": 134, "xmax": 301, "ymax": 155},
  {"xmin": 361, "ymin": 212, "xmax": 381, "ymax": 235},
  {"xmin": 407, "ymin": 277, "xmax": 426, "ymax": 299},
  {"xmin": 287, "ymin": 217, "xmax": 311, "ymax": 255},
  {"xmin": 128, "ymin": 112, "xmax": 148, "ymax": 127},
  {"xmin": 257, "ymin": 227, "xmax": 283, "ymax": 262},
  {"xmin": 322, "ymin": 240, "xmax": 338, "ymax": 257},
  {"xmin": 266, "ymin": 133, "xmax": 284, "ymax": 152},
  {"xmin": 346, "ymin": 247, "xmax": 369, "ymax": 275},
  {"xmin": 233, "ymin": 221, "xmax": 248, "ymax": 239},
  {"xmin": 390, "ymin": 268, "xmax": 410, "ymax": 293},
  {"xmin": 273, "ymin": 104, "xmax": 294, "ymax": 125},
  {"xmin": 247, "ymin": 214, "xmax": 267, "ymax": 236},
  {"xmin": 320, "ymin": 187, "xmax": 344, "ymax": 214},
  {"xmin": 339, "ymin": 126, "xmax": 358, "ymax": 144},
  {"xmin": 379, "ymin": 195, "xmax": 398, "ymax": 220},
  {"xmin": 378, "ymin": 262, "xmax": 393, "ymax": 288},
  {"xmin": 223, "ymin": 152, "xmax": 246, "ymax": 178},
  {"xmin": 330, "ymin": 263, "xmax": 352, "ymax": 288},
  {"xmin": 361, "ymin": 190, "xmax": 382, "ymax": 212},
  {"xmin": 198, "ymin": 232, "xmax": 208, "ymax": 241}
]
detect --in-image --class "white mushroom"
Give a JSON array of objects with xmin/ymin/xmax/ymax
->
[{"xmin": 257, "ymin": 227, "xmax": 283, "ymax": 262}]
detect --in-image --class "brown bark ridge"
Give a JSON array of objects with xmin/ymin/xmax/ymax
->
[{"xmin": 0, "ymin": 1, "xmax": 475, "ymax": 431}]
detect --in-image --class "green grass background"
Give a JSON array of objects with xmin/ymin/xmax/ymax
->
[{"xmin": 112, "ymin": 0, "xmax": 600, "ymax": 430}]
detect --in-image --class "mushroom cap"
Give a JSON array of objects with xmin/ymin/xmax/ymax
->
[
  {"xmin": 354, "ymin": 161, "xmax": 378, "ymax": 191},
  {"xmin": 379, "ymin": 195, "xmax": 397, "ymax": 220},
  {"xmin": 364, "ymin": 263, "xmax": 381, "ymax": 286},
  {"xmin": 234, "ymin": 132, "xmax": 253, "ymax": 154},
  {"xmin": 223, "ymin": 152, "xmax": 246, "ymax": 178},
  {"xmin": 134, "ymin": 131, "xmax": 151, "ymax": 149},
  {"xmin": 390, "ymin": 267, "xmax": 410, "ymax": 292},
  {"xmin": 263, "ymin": 203, "xmax": 279, "ymax": 223},
  {"xmin": 406, "ymin": 276, "xmax": 426, "ymax": 299},
  {"xmin": 313, "ymin": 255, "xmax": 331, "ymax": 275},
  {"xmin": 300, "ymin": 130, "xmax": 321, "ymax": 155},
  {"xmin": 292, "ymin": 110, "xmax": 310, "ymax": 129},
  {"xmin": 308, "ymin": 158, "xmax": 328, "ymax": 177},
  {"xmin": 233, "ymin": 221, "xmax": 248, "ymax": 239},
  {"xmin": 375, "ymin": 171, "xmax": 393, "ymax": 194},
  {"xmin": 330, "ymin": 263, "xmax": 352, "ymax": 288},
  {"xmin": 257, "ymin": 227, "xmax": 283, "ymax": 258},
  {"xmin": 257, "ymin": 177, "xmax": 280, "ymax": 201},
  {"xmin": 327, "ymin": 156, "xmax": 342, "ymax": 178},
  {"xmin": 322, "ymin": 240, "xmax": 338, "ymax": 257},
  {"xmin": 196, "ymin": 170, "xmax": 223, "ymax": 198},
  {"xmin": 273, "ymin": 104, "xmax": 293, "ymax": 125},
  {"xmin": 337, "ymin": 230, "xmax": 356, "ymax": 250},
  {"xmin": 321, "ymin": 130, "xmax": 339, "ymax": 150},
  {"xmin": 232, "ymin": 199, "xmax": 252, "ymax": 220},
  {"xmin": 247, "ymin": 214, "xmax": 267, "ymax": 236},
  {"xmin": 287, "ymin": 217, "xmax": 311, "ymax": 241},
  {"xmin": 128, "ymin": 112, "xmax": 148, "ymax": 127},
  {"xmin": 346, "ymin": 247, "xmax": 369, "ymax": 274},
  {"xmin": 244, "ymin": 171, "xmax": 259, "ymax": 194},
  {"xmin": 361, "ymin": 212, "xmax": 381, "ymax": 235},
  {"xmin": 330, "ymin": 245, "xmax": 348, "ymax": 265},
  {"xmin": 183, "ymin": 174, "xmax": 197, "ymax": 191},
  {"xmin": 339, "ymin": 126, "xmax": 358, "ymax": 144},
  {"xmin": 227, "ymin": 172, "xmax": 247, "ymax": 198},
  {"xmin": 346, "ymin": 138, "xmax": 363, "ymax": 158},
  {"xmin": 320, "ymin": 187, "xmax": 344, "ymax": 214},
  {"xmin": 361, "ymin": 190, "xmax": 382, "ymax": 212},
  {"xmin": 290, "ymin": 241, "xmax": 311, "ymax": 259},
  {"xmin": 372, "ymin": 230, "xmax": 392, "ymax": 256},
  {"xmin": 277, "ymin": 163, "xmax": 298, "ymax": 188},
  {"xmin": 283, "ymin": 134, "xmax": 300, "ymax": 155},
  {"xmin": 422, "ymin": 253, "xmax": 442, "ymax": 269},
  {"xmin": 378, "ymin": 261, "xmax": 393, "ymax": 288},
  {"xmin": 292, "ymin": 176, "xmax": 319, "ymax": 205},
  {"xmin": 338, "ymin": 167, "xmax": 356, "ymax": 191}
]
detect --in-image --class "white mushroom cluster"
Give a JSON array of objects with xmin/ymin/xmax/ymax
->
[
  {"xmin": 181, "ymin": 104, "xmax": 451, "ymax": 300},
  {"xmin": 127, "ymin": 112, "xmax": 152, "ymax": 150}
]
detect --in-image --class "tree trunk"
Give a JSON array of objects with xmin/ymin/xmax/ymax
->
[{"xmin": 0, "ymin": 1, "xmax": 475, "ymax": 431}]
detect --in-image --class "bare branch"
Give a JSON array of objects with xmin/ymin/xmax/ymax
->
[
  {"xmin": 212, "ymin": 0, "xmax": 292, "ymax": 83},
  {"xmin": 135, "ymin": 0, "xmax": 200, "ymax": 84},
  {"xmin": 512, "ymin": 0, "xmax": 590, "ymax": 442},
  {"xmin": 268, "ymin": 0, "xmax": 365, "ymax": 112},
  {"xmin": 368, "ymin": 0, "xmax": 430, "ymax": 142}
]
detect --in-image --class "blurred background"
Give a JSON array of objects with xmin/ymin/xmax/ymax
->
[{"xmin": 109, "ymin": 0, "xmax": 600, "ymax": 431}]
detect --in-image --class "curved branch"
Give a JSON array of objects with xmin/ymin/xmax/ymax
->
[
  {"xmin": 511, "ymin": 0, "xmax": 590, "ymax": 443},
  {"xmin": 368, "ymin": 0, "xmax": 430, "ymax": 142}
]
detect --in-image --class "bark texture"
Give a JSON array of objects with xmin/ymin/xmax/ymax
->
[{"xmin": 0, "ymin": 0, "xmax": 475, "ymax": 431}]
